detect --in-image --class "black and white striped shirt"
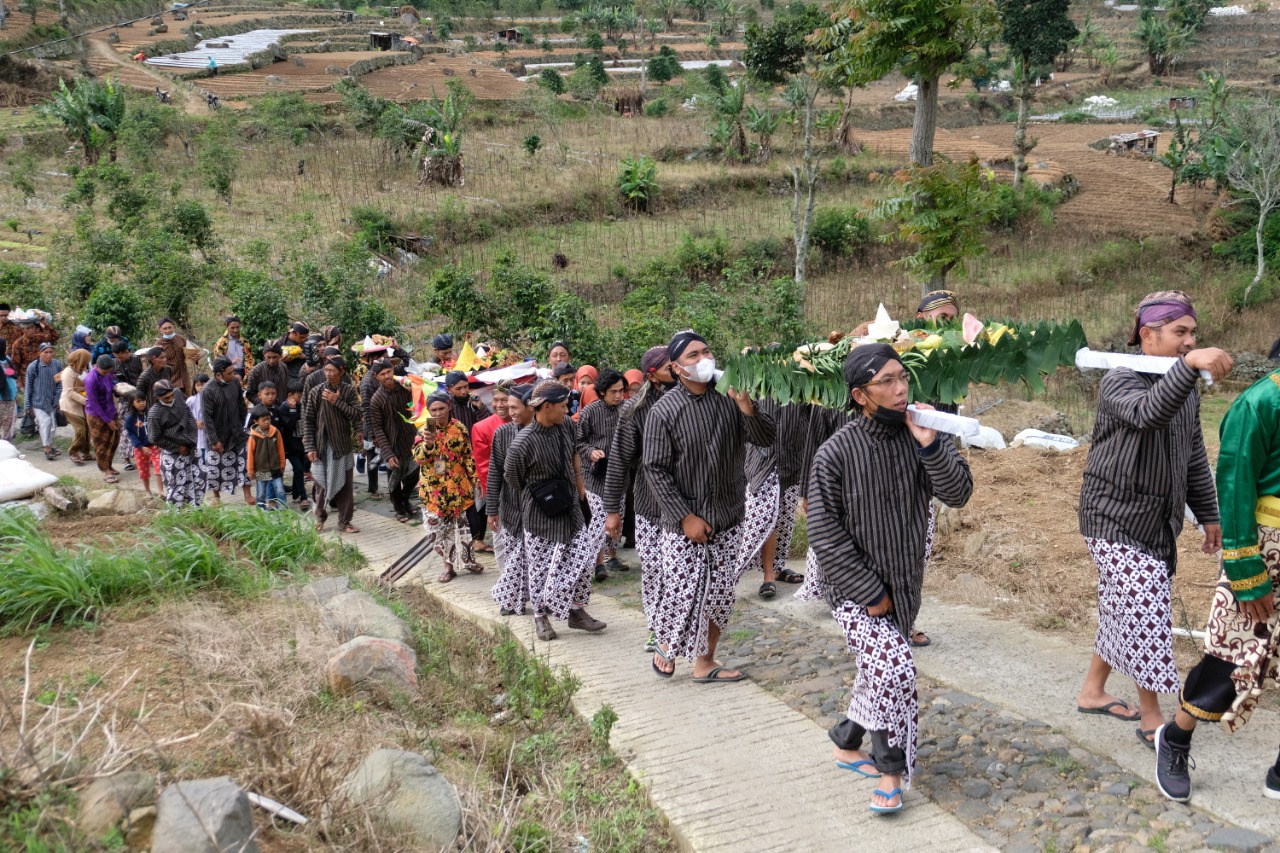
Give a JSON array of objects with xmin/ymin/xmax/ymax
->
[
  {"xmin": 505, "ymin": 420, "xmax": 584, "ymax": 544},
  {"xmin": 642, "ymin": 384, "xmax": 776, "ymax": 535},
  {"xmin": 745, "ymin": 401, "xmax": 831, "ymax": 497},
  {"xmin": 808, "ymin": 415, "xmax": 973, "ymax": 637},
  {"xmin": 486, "ymin": 421, "xmax": 526, "ymax": 531},
  {"xmin": 575, "ymin": 398, "xmax": 622, "ymax": 495},
  {"xmin": 302, "ymin": 381, "xmax": 362, "ymax": 457},
  {"xmin": 1079, "ymin": 359, "xmax": 1218, "ymax": 571},
  {"xmin": 602, "ymin": 391, "xmax": 664, "ymax": 520}
]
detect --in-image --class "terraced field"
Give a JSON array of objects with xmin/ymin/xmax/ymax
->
[
  {"xmin": 355, "ymin": 55, "xmax": 526, "ymax": 101},
  {"xmin": 859, "ymin": 122, "xmax": 1202, "ymax": 238},
  {"xmin": 197, "ymin": 50, "xmax": 385, "ymax": 98}
]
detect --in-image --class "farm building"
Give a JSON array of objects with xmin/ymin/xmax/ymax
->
[
  {"xmin": 368, "ymin": 31, "xmax": 403, "ymax": 50},
  {"xmin": 1107, "ymin": 129, "xmax": 1160, "ymax": 158}
]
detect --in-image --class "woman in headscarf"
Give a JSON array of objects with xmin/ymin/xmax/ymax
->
[
  {"xmin": 60, "ymin": 348, "xmax": 92, "ymax": 465},
  {"xmin": 413, "ymin": 390, "xmax": 483, "ymax": 583},
  {"xmin": 572, "ymin": 364, "xmax": 598, "ymax": 417}
]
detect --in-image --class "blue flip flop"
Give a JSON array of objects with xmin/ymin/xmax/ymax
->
[
  {"xmin": 835, "ymin": 759, "xmax": 881, "ymax": 779},
  {"xmin": 869, "ymin": 788, "xmax": 904, "ymax": 815}
]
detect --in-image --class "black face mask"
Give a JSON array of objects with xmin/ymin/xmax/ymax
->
[
  {"xmin": 660, "ymin": 378, "xmax": 678, "ymax": 390},
  {"xmin": 872, "ymin": 406, "xmax": 907, "ymax": 428}
]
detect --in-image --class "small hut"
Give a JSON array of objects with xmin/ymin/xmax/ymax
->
[
  {"xmin": 368, "ymin": 31, "xmax": 401, "ymax": 50},
  {"xmin": 1106, "ymin": 129, "xmax": 1160, "ymax": 158}
]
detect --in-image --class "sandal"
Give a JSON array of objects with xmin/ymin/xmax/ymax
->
[
  {"xmin": 910, "ymin": 630, "xmax": 932, "ymax": 648},
  {"xmin": 341, "ymin": 525, "xmax": 360, "ymax": 534},
  {"xmin": 869, "ymin": 788, "xmax": 904, "ymax": 815},
  {"xmin": 472, "ymin": 540, "xmax": 494, "ymax": 553},
  {"xmin": 651, "ymin": 646, "xmax": 675, "ymax": 679},
  {"xmin": 759, "ymin": 581, "xmax": 777, "ymax": 599},
  {"xmin": 438, "ymin": 567, "xmax": 457, "ymax": 584},
  {"xmin": 104, "ymin": 474, "xmax": 120, "ymax": 484},
  {"xmin": 395, "ymin": 513, "xmax": 410, "ymax": 523},
  {"xmin": 777, "ymin": 567, "xmax": 804, "ymax": 584},
  {"xmin": 298, "ymin": 501, "xmax": 310, "ymax": 511},
  {"xmin": 1136, "ymin": 727, "xmax": 1157, "ymax": 750},
  {"xmin": 464, "ymin": 563, "xmax": 484, "ymax": 574}
]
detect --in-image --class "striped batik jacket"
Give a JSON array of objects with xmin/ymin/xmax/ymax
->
[
  {"xmin": 575, "ymin": 398, "xmax": 622, "ymax": 495},
  {"xmin": 602, "ymin": 390, "xmax": 665, "ymax": 521},
  {"xmin": 505, "ymin": 420, "xmax": 584, "ymax": 545},
  {"xmin": 1078, "ymin": 358, "xmax": 1218, "ymax": 573},
  {"xmin": 486, "ymin": 421, "xmax": 526, "ymax": 532},
  {"xmin": 745, "ymin": 401, "xmax": 832, "ymax": 497},
  {"xmin": 642, "ymin": 383, "xmax": 776, "ymax": 536},
  {"xmin": 302, "ymin": 380, "xmax": 362, "ymax": 458},
  {"xmin": 808, "ymin": 415, "xmax": 973, "ymax": 638}
]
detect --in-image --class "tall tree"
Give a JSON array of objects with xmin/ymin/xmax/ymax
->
[
  {"xmin": 743, "ymin": 2, "xmax": 829, "ymax": 284},
  {"xmin": 999, "ymin": 0, "xmax": 1076, "ymax": 188},
  {"xmin": 817, "ymin": 0, "xmax": 999, "ymax": 166},
  {"xmin": 1222, "ymin": 101, "xmax": 1280, "ymax": 306}
]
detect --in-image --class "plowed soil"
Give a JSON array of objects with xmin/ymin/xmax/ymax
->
[
  {"xmin": 858, "ymin": 122, "xmax": 1204, "ymax": 238},
  {"xmin": 198, "ymin": 50, "xmax": 384, "ymax": 98},
  {"xmin": 357, "ymin": 55, "xmax": 526, "ymax": 101}
]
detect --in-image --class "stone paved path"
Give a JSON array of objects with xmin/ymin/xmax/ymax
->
[{"xmin": 17, "ymin": 434, "xmax": 1280, "ymax": 852}]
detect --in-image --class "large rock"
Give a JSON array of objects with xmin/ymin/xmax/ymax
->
[
  {"xmin": 87, "ymin": 488, "xmax": 145, "ymax": 516},
  {"xmin": 297, "ymin": 575, "xmax": 351, "ymax": 607},
  {"xmin": 78, "ymin": 772, "xmax": 155, "ymax": 839},
  {"xmin": 323, "ymin": 589, "xmax": 413, "ymax": 644},
  {"xmin": 331, "ymin": 749, "xmax": 460, "ymax": 848},
  {"xmin": 151, "ymin": 777, "xmax": 259, "ymax": 853},
  {"xmin": 326, "ymin": 636, "xmax": 417, "ymax": 697}
]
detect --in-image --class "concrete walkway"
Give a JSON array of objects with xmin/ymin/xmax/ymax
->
[{"xmin": 345, "ymin": 508, "xmax": 994, "ymax": 853}]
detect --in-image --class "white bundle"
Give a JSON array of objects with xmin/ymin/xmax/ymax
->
[
  {"xmin": 1209, "ymin": 5, "xmax": 1248, "ymax": 14},
  {"xmin": 907, "ymin": 405, "xmax": 980, "ymax": 438}
]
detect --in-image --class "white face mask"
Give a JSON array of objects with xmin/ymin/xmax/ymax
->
[
  {"xmin": 161, "ymin": 332, "xmax": 176, "ymax": 340},
  {"xmin": 685, "ymin": 357, "xmax": 718, "ymax": 384}
]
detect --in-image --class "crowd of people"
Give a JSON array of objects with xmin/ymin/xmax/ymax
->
[{"xmin": 3, "ymin": 294, "xmax": 1280, "ymax": 819}]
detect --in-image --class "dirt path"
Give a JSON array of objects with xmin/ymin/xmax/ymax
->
[{"xmin": 86, "ymin": 36, "xmax": 214, "ymax": 116}]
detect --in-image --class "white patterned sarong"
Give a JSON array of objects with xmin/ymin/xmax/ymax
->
[
  {"xmin": 161, "ymin": 449, "xmax": 203, "ymax": 506},
  {"xmin": 490, "ymin": 526, "xmax": 528, "ymax": 614},
  {"xmin": 651, "ymin": 525, "xmax": 742, "ymax": 661},
  {"xmin": 1087, "ymin": 536, "xmax": 1179, "ymax": 693},
  {"xmin": 833, "ymin": 599, "xmax": 919, "ymax": 787},
  {"xmin": 524, "ymin": 527, "xmax": 599, "ymax": 621}
]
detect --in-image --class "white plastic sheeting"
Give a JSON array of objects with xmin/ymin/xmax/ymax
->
[{"xmin": 145, "ymin": 29, "xmax": 317, "ymax": 69}]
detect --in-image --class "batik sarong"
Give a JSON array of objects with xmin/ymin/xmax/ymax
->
[
  {"xmin": 87, "ymin": 414, "xmax": 120, "ymax": 474},
  {"xmin": 524, "ymin": 527, "xmax": 599, "ymax": 621},
  {"xmin": 160, "ymin": 449, "xmax": 203, "ymax": 506},
  {"xmin": 490, "ymin": 526, "xmax": 528, "ymax": 614},
  {"xmin": 735, "ymin": 472, "xmax": 780, "ymax": 581},
  {"xmin": 635, "ymin": 514, "xmax": 663, "ymax": 626},
  {"xmin": 1205, "ymin": 525, "xmax": 1280, "ymax": 733},
  {"xmin": 583, "ymin": 490, "xmax": 612, "ymax": 557},
  {"xmin": 651, "ymin": 525, "xmax": 742, "ymax": 661},
  {"xmin": 203, "ymin": 445, "xmax": 248, "ymax": 495},
  {"xmin": 1087, "ymin": 536, "xmax": 1179, "ymax": 693},
  {"xmin": 421, "ymin": 508, "xmax": 477, "ymax": 572},
  {"xmin": 833, "ymin": 599, "xmax": 919, "ymax": 787}
]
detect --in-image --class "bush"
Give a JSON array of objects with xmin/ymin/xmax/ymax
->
[
  {"xmin": 566, "ymin": 65, "xmax": 604, "ymax": 100},
  {"xmin": 810, "ymin": 207, "xmax": 872, "ymax": 255},
  {"xmin": 538, "ymin": 67, "xmax": 566, "ymax": 95},
  {"xmin": 584, "ymin": 30, "xmax": 604, "ymax": 51},
  {"xmin": 644, "ymin": 98, "xmax": 669, "ymax": 117},
  {"xmin": 225, "ymin": 269, "xmax": 289, "ymax": 354},
  {"xmin": 81, "ymin": 281, "xmax": 149, "ymax": 344},
  {"xmin": 171, "ymin": 199, "xmax": 217, "ymax": 253},
  {"xmin": 0, "ymin": 262, "xmax": 43, "ymax": 308},
  {"xmin": 351, "ymin": 205, "xmax": 399, "ymax": 253}
]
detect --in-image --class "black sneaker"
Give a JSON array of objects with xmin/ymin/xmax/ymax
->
[
  {"xmin": 604, "ymin": 557, "xmax": 626, "ymax": 572},
  {"xmin": 1265, "ymin": 767, "xmax": 1280, "ymax": 800},
  {"xmin": 1155, "ymin": 724, "xmax": 1194, "ymax": 803},
  {"xmin": 594, "ymin": 566, "xmax": 608, "ymax": 583}
]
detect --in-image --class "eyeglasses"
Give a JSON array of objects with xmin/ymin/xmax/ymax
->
[{"xmin": 863, "ymin": 373, "xmax": 910, "ymax": 389}]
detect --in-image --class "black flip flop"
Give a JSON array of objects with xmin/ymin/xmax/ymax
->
[
  {"xmin": 759, "ymin": 581, "xmax": 777, "ymax": 599},
  {"xmin": 652, "ymin": 648, "xmax": 675, "ymax": 679},
  {"xmin": 1076, "ymin": 701, "xmax": 1140, "ymax": 722},
  {"xmin": 1136, "ymin": 727, "xmax": 1157, "ymax": 750},
  {"xmin": 777, "ymin": 568, "xmax": 804, "ymax": 584}
]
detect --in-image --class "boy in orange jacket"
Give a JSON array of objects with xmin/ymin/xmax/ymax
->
[{"xmin": 246, "ymin": 405, "xmax": 286, "ymax": 511}]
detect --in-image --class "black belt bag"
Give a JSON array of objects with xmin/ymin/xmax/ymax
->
[
  {"xmin": 531, "ymin": 477, "xmax": 575, "ymax": 517},
  {"xmin": 531, "ymin": 427, "xmax": 576, "ymax": 517}
]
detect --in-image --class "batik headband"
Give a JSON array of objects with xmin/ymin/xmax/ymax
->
[
  {"xmin": 1129, "ymin": 290, "xmax": 1196, "ymax": 345},
  {"xmin": 842, "ymin": 343, "xmax": 902, "ymax": 388},
  {"xmin": 529, "ymin": 379, "xmax": 570, "ymax": 407},
  {"xmin": 916, "ymin": 289, "xmax": 958, "ymax": 314}
]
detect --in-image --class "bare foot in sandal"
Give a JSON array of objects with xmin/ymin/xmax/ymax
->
[
  {"xmin": 341, "ymin": 524, "xmax": 360, "ymax": 534},
  {"xmin": 438, "ymin": 566, "xmax": 457, "ymax": 583}
]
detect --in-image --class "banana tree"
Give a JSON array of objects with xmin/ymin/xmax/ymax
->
[
  {"xmin": 714, "ymin": 81, "xmax": 748, "ymax": 160},
  {"xmin": 745, "ymin": 104, "xmax": 778, "ymax": 162}
]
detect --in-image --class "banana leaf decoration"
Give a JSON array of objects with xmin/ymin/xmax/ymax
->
[{"xmin": 717, "ymin": 318, "xmax": 1087, "ymax": 408}]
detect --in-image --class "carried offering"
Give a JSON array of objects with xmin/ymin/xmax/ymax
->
[
  {"xmin": 1074, "ymin": 348, "xmax": 1214, "ymax": 386},
  {"xmin": 718, "ymin": 305, "xmax": 1087, "ymax": 408}
]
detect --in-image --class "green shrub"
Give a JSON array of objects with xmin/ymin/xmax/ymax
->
[
  {"xmin": 810, "ymin": 207, "xmax": 872, "ymax": 255},
  {"xmin": 171, "ymin": 199, "xmax": 217, "ymax": 253},
  {"xmin": 538, "ymin": 67, "xmax": 566, "ymax": 95},
  {"xmin": 644, "ymin": 98, "xmax": 669, "ymax": 117},
  {"xmin": 225, "ymin": 269, "xmax": 289, "ymax": 354},
  {"xmin": 0, "ymin": 262, "xmax": 43, "ymax": 308},
  {"xmin": 351, "ymin": 205, "xmax": 399, "ymax": 253},
  {"xmin": 82, "ymin": 281, "xmax": 148, "ymax": 342},
  {"xmin": 584, "ymin": 30, "xmax": 604, "ymax": 51},
  {"xmin": 1060, "ymin": 111, "xmax": 1089, "ymax": 124}
]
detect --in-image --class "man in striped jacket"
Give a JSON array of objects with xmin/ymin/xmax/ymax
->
[
  {"xmin": 807, "ymin": 343, "xmax": 973, "ymax": 815},
  {"xmin": 1075, "ymin": 290, "xmax": 1233, "ymax": 747}
]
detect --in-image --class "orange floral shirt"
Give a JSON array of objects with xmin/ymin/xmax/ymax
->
[{"xmin": 412, "ymin": 418, "xmax": 476, "ymax": 518}]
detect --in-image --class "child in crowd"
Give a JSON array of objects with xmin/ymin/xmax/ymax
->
[
  {"xmin": 187, "ymin": 373, "xmax": 208, "ymax": 464},
  {"xmin": 279, "ymin": 379, "xmax": 309, "ymax": 511},
  {"xmin": 124, "ymin": 391, "xmax": 160, "ymax": 496},
  {"xmin": 246, "ymin": 405, "xmax": 286, "ymax": 511}
]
